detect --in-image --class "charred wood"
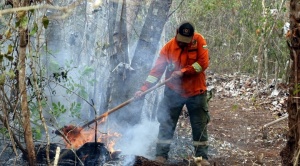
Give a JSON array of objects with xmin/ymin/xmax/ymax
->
[{"xmin": 22, "ymin": 142, "xmax": 111, "ymax": 166}]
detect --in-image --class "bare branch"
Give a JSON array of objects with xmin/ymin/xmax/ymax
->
[{"xmin": 0, "ymin": 0, "xmax": 85, "ymax": 19}]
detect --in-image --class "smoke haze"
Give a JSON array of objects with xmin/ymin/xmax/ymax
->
[{"xmin": 115, "ymin": 119, "xmax": 159, "ymax": 158}]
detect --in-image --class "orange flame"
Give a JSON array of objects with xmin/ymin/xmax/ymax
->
[{"xmin": 58, "ymin": 124, "xmax": 121, "ymax": 151}]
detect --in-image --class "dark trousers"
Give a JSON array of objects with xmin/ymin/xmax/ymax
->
[{"xmin": 156, "ymin": 87, "xmax": 210, "ymax": 159}]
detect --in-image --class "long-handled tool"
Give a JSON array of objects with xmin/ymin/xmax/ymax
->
[{"xmin": 80, "ymin": 77, "xmax": 172, "ymax": 129}]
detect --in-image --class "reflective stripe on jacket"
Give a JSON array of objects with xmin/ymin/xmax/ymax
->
[
  {"xmin": 193, "ymin": 141, "xmax": 208, "ymax": 146},
  {"xmin": 157, "ymin": 139, "xmax": 172, "ymax": 145},
  {"xmin": 141, "ymin": 33, "xmax": 209, "ymax": 97}
]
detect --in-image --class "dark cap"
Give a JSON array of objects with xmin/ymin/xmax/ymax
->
[{"xmin": 176, "ymin": 21, "xmax": 195, "ymax": 43}]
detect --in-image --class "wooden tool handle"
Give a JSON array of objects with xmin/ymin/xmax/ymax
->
[{"xmin": 80, "ymin": 77, "xmax": 172, "ymax": 129}]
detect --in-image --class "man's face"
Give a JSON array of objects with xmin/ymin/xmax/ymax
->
[{"xmin": 177, "ymin": 41, "xmax": 189, "ymax": 49}]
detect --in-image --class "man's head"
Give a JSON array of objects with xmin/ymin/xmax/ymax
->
[{"xmin": 176, "ymin": 21, "xmax": 195, "ymax": 44}]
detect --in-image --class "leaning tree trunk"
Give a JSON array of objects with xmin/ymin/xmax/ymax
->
[
  {"xmin": 127, "ymin": 0, "xmax": 172, "ymax": 90},
  {"xmin": 114, "ymin": 0, "xmax": 172, "ymax": 127},
  {"xmin": 280, "ymin": 0, "xmax": 300, "ymax": 165},
  {"xmin": 14, "ymin": 1, "xmax": 36, "ymax": 165},
  {"xmin": 103, "ymin": 0, "xmax": 172, "ymax": 128},
  {"xmin": 108, "ymin": 0, "xmax": 130, "ymax": 109}
]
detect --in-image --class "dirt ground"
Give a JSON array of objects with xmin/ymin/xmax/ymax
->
[
  {"xmin": 1, "ymin": 97, "xmax": 289, "ymax": 166},
  {"xmin": 157, "ymin": 96, "xmax": 287, "ymax": 166},
  {"xmin": 206, "ymin": 97, "xmax": 287, "ymax": 165},
  {"xmin": 163, "ymin": 74, "xmax": 289, "ymax": 166}
]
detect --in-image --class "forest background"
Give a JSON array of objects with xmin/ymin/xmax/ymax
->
[{"xmin": 0, "ymin": 0, "xmax": 293, "ymax": 165}]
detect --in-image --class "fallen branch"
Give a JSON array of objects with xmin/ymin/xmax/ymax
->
[
  {"xmin": 263, "ymin": 115, "xmax": 288, "ymax": 129},
  {"xmin": 53, "ymin": 146, "xmax": 60, "ymax": 166},
  {"xmin": 262, "ymin": 115, "xmax": 288, "ymax": 139}
]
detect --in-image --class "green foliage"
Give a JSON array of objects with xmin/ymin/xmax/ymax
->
[
  {"xmin": 79, "ymin": 66, "xmax": 96, "ymax": 85},
  {"xmin": 231, "ymin": 104, "xmax": 239, "ymax": 111},
  {"xmin": 30, "ymin": 22, "xmax": 38, "ymax": 36},
  {"xmin": 0, "ymin": 74, "xmax": 5, "ymax": 85},
  {"xmin": 51, "ymin": 102, "xmax": 67, "ymax": 117},
  {"xmin": 0, "ymin": 127, "xmax": 9, "ymax": 138},
  {"xmin": 32, "ymin": 127, "xmax": 42, "ymax": 140},
  {"xmin": 20, "ymin": 16, "xmax": 29, "ymax": 29},
  {"xmin": 29, "ymin": 100, "xmax": 47, "ymax": 118},
  {"xmin": 81, "ymin": 66, "xmax": 94, "ymax": 76},
  {"xmin": 4, "ymin": 28, "xmax": 12, "ymax": 39},
  {"xmin": 45, "ymin": 59, "xmax": 95, "ymax": 120},
  {"xmin": 293, "ymin": 84, "xmax": 300, "ymax": 95},
  {"xmin": 4, "ymin": 54, "xmax": 13, "ymax": 61},
  {"xmin": 15, "ymin": 11, "xmax": 28, "ymax": 28},
  {"xmin": 64, "ymin": 77, "xmax": 89, "ymax": 99},
  {"xmin": 0, "ymin": 45, "xmax": 15, "ymax": 63},
  {"xmin": 0, "ymin": 69, "xmax": 16, "ymax": 86},
  {"xmin": 172, "ymin": 0, "xmax": 289, "ymax": 78},
  {"xmin": 42, "ymin": 16, "xmax": 49, "ymax": 29},
  {"xmin": 7, "ymin": 44, "xmax": 13, "ymax": 54},
  {"xmin": 0, "ymin": 0, "xmax": 88, "ymax": 151},
  {"xmin": 70, "ymin": 102, "xmax": 82, "ymax": 118},
  {"xmin": 49, "ymin": 59, "xmax": 61, "ymax": 72}
]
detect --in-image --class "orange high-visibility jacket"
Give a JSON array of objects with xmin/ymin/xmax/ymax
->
[{"xmin": 141, "ymin": 32, "xmax": 209, "ymax": 97}]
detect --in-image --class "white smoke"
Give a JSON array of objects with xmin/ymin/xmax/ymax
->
[{"xmin": 115, "ymin": 119, "xmax": 159, "ymax": 158}]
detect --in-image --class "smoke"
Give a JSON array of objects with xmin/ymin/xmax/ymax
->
[
  {"xmin": 122, "ymin": 155, "xmax": 136, "ymax": 166},
  {"xmin": 115, "ymin": 119, "xmax": 159, "ymax": 158}
]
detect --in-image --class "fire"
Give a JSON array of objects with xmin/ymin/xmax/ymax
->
[
  {"xmin": 97, "ymin": 132, "xmax": 121, "ymax": 152},
  {"xmin": 56, "ymin": 124, "xmax": 121, "ymax": 151}
]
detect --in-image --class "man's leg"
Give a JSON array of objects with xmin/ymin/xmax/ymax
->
[
  {"xmin": 156, "ymin": 88, "xmax": 184, "ymax": 160},
  {"xmin": 186, "ymin": 93, "xmax": 210, "ymax": 159}
]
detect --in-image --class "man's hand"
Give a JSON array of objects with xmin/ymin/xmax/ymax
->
[
  {"xmin": 134, "ymin": 90, "xmax": 144, "ymax": 99},
  {"xmin": 171, "ymin": 70, "xmax": 183, "ymax": 78}
]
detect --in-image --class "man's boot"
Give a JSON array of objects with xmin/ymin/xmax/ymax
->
[
  {"xmin": 155, "ymin": 156, "xmax": 167, "ymax": 163},
  {"xmin": 200, "ymin": 158, "xmax": 210, "ymax": 166}
]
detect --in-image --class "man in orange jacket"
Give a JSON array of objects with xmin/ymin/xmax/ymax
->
[{"xmin": 135, "ymin": 21, "xmax": 210, "ymax": 166}]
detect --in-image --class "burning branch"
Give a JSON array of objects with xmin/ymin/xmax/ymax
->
[{"xmin": 54, "ymin": 125, "xmax": 85, "ymax": 149}]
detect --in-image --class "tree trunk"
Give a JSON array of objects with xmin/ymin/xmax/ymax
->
[
  {"xmin": 19, "ymin": 30, "xmax": 36, "ymax": 166},
  {"xmin": 105, "ymin": 0, "xmax": 131, "ymax": 127},
  {"xmin": 129, "ymin": 0, "xmax": 172, "ymax": 84},
  {"xmin": 112, "ymin": 0, "xmax": 172, "ymax": 127},
  {"xmin": 101, "ymin": 0, "xmax": 119, "ymax": 114},
  {"xmin": 127, "ymin": 0, "xmax": 142, "ymax": 39},
  {"xmin": 257, "ymin": 0, "xmax": 267, "ymax": 81},
  {"xmin": 16, "ymin": 1, "xmax": 36, "ymax": 165},
  {"xmin": 280, "ymin": 0, "xmax": 300, "ymax": 165}
]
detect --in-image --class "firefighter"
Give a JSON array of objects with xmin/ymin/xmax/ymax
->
[{"xmin": 135, "ymin": 21, "xmax": 210, "ymax": 165}]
